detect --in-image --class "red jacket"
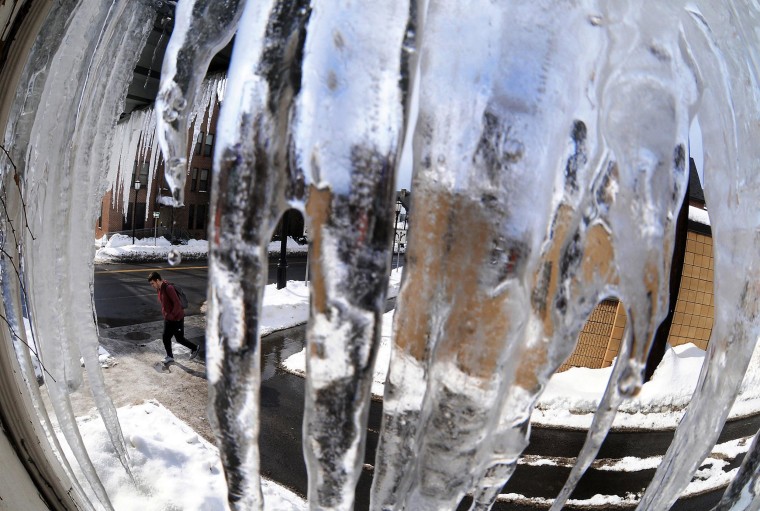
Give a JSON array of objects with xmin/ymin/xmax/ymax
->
[{"xmin": 158, "ymin": 281, "xmax": 184, "ymax": 321}]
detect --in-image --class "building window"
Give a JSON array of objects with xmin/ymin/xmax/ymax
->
[
  {"xmin": 133, "ymin": 160, "xmax": 149, "ymax": 185},
  {"xmin": 199, "ymin": 168, "xmax": 209, "ymax": 192},
  {"xmin": 139, "ymin": 161, "xmax": 149, "ymax": 184},
  {"xmin": 194, "ymin": 132, "xmax": 203, "ymax": 155},
  {"xmin": 191, "ymin": 167, "xmax": 198, "ymax": 191},
  {"xmin": 203, "ymin": 133, "xmax": 214, "ymax": 157},
  {"xmin": 196, "ymin": 204, "xmax": 207, "ymax": 230}
]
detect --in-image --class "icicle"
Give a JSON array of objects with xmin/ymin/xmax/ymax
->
[
  {"xmin": 155, "ymin": 0, "xmax": 245, "ymax": 206},
  {"xmin": 0, "ymin": 4, "xmax": 100, "ymax": 508},
  {"xmin": 2, "ymin": 0, "xmax": 157, "ymax": 507},
  {"xmin": 293, "ymin": 1, "xmax": 409, "ymax": 508},
  {"xmin": 548, "ymin": 2, "xmax": 698, "ymax": 506},
  {"xmin": 448, "ymin": 3, "xmax": 609, "ymax": 508},
  {"xmin": 369, "ymin": 1, "xmax": 601, "ymax": 507},
  {"xmin": 205, "ymin": 1, "xmax": 309, "ymax": 509},
  {"xmin": 637, "ymin": 2, "xmax": 760, "ymax": 509},
  {"xmin": 0, "ymin": 239, "xmax": 94, "ymax": 509},
  {"xmin": 713, "ymin": 429, "xmax": 760, "ymax": 511},
  {"xmin": 66, "ymin": 3, "xmax": 156, "ymax": 481}
]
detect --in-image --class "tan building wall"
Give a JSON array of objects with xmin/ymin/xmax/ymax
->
[
  {"xmin": 668, "ymin": 231, "xmax": 714, "ymax": 350},
  {"xmin": 561, "ymin": 228, "xmax": 714, "ymax": 371}
]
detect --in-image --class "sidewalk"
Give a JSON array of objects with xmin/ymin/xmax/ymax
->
[
  {"xmin": 80, "ymin": 274, "xmax": 402, "ymax": 444},
  {"xmin": 79, "ymin": 315, "xmax": 214, "ymax": 442}
]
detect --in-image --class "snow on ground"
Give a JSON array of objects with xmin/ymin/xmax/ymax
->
[
  {"xmin": 259, "ymin": 270, "xmax": 403, "ymax": 336},
  {"xmin": 76, "ymin": 245, "xmax": 403, "ymax": 510},
  {"xmin": 94, "ymin": 234, "xmax": 308, "ymax": 263},
  {"xmin": 63, "ymin": 400, "xmax": 305, "ymax": 511},
  {"xmin": 88, "ymin": 236, "xmax": 760, "ymax": 508},
  {"xmin": 284, "ymin": 310, "xmax": 760, "ymax": 430}
]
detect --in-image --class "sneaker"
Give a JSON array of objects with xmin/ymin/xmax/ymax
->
[
  {"xmin": 162, "ymin": 356, "xmax": 174, "ymax": 364},
  {"xmin": 189, "ymin": 347, "xmax": 201, "ymax": 361}
]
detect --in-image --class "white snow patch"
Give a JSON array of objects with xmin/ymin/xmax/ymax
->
[
  {"xmin": 94, "ymin": 235, "xmax": 309, "ymax": 263},
  {"xmin": 62, "ymin": 400, "xmax": 306, "ymax": 510},
  {"xmin": 688, "ymin": 205, "xmax": 710, "ymax": 226}
]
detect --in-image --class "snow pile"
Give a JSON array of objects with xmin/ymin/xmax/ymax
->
[
  {"xmin": 79, "ymin": 346, "xmax": 116, "ymax": 369},
  {"xmin": 285, "ymin": 318, "xmax": 760, "ymax": 430},
  {"xmin": 534, "ymin": 341, "xmax": 760, "ymax": 429},
  {"xmin": 260, "ymin": 281, "xmax": 310, "ymax": 336},
  {"xmin": 95, "ymin": 234, "xmax": 208, "ymax": 263},
  {"xmin": 63, "ymin": 400, "xmax": 306, "ymax": 511},
  {"xmin": 266, "ymin": 238, "xmax": 309, "ymax": 256},
  {"xmin": 94, "ymin": 235, "xmax": 308, "ymax": 263},
  {"xmin": 261, "ymin": 270, "xmax": 403, "ymax": 338}
]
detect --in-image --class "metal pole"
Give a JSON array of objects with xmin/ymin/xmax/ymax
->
[
  {"xmin": 277, "ymin": 210, "xmax": 288, "ymax": 289},
  {"xmin": 131, "ymin": 183, "xmax": 139, "ymax": 244},
  {"xmin": 305, "ymin": 250, "xmax": 309, "ymax": 284},
  {"xmin": 391, "ymin": 199, "xmax": 400, "ymax": 274}
]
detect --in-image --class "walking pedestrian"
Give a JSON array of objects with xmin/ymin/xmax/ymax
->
[{"xmin": 147, "ymin": 271, "xmax": 200, "ymax": 364}]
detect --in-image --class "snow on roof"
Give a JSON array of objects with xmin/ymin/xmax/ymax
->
[{"xmin": 688, "ymin": 205, "xmax": 710, "ymax": 226}]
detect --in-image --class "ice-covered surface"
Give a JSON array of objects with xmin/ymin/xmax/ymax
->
[
  {"xmin": 93, "ymin": 234, "xmax": 307, "ymax": 263},
  {"xmin": 4, "ymin": 0, "xmax": 760, "ymax": 510},
  {"xmin": 65, "ymin": 400, "xmax": 306, "ymax": 511}
]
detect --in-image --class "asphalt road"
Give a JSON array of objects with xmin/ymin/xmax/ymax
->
[{"xmin": 93, "ymin": 255, "xmax": 309, "ymax": 327}]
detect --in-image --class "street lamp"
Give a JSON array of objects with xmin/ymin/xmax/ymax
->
[{"xmin": 132, "ymin": 181, "xmax": 141, "ymax": 245}]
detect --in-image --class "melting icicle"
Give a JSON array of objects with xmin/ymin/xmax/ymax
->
[
  {"xmin": 638, "ymin": 2, "xmax": 760, "ymax": 509},
  {"xmin": 5, "ymin": 0, "xmax": 760, "ymax": 509},
  {"xmin": 713, "ymin": 429, "xmax": 760, "ymax": 511},
  {"xmin": 205, "ymin": 0, "xmax": 309, "ymax": 508},
  {"xmin": 372, "ymin": 1, "xmax": 595, "ymax": 508},
  {"xmin": 293, "ymin": 2, "xmax": 410, "ymax": 508},
  {"xmin": 457, "ymin": 4, "xmax": 607, "ymax": 508},
  {"xmin": 155, "ymin": 0, "xmax": 245, "ymax": 206},
  {"xmin": 2, "ymin": 0, "xmax": 156, "ymax": 507},
  {"xmin": 550, "ymin": 2, "xmax": 698, "ymax": 506}
]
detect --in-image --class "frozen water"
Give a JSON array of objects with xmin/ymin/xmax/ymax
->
[
  {"xmin": 4, "ymin": 0, "xmax": 760, "ymax": 510},
  {"xmin": 294, "ymin": 1, "xmax": 409, "ymax": 509},
  {"xmin": 155, "ymin": 0, "xmax": 244, "ymax": 206}
]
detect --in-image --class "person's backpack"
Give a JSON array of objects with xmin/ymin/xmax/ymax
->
[{"xmin": 171, "ymin": 283, "xmax": 189, "ymax": 309}]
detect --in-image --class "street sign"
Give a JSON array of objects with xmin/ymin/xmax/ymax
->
[{"xmin": 153, "ymin": 211, "xmax": 160, "ymax": 218}]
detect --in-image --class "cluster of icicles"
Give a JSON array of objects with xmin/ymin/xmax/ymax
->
[{"xmin": 1, "ymin": 0, "xmax": 760, "ymax": 510}]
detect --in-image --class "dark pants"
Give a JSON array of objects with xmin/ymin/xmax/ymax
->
[{"xmin": 163, "ymin": 319, "xmax": 197, "ymax": 357}]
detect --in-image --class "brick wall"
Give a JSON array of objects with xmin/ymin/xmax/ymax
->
[{"xmin": 561, "ymin": 228, "xmax": 714, "ymax": 371}]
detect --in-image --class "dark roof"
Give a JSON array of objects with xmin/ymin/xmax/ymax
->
[
  {"xmin": 688, "ymin": 157, "xmax": 705, "ymax": 205},
  {"xmin": 123, "ymin": 13, "xmax": 232, "ymax": 118}
]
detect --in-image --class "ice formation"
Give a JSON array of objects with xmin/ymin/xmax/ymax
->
[{"xmin": 2, "ymin": 0, "xmax": 760, "ymax": 510}]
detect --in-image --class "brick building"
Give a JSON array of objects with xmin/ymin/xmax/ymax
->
[{"xmin": 95, "ymin": 106, "xmax": 218, "ymax": 242}]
